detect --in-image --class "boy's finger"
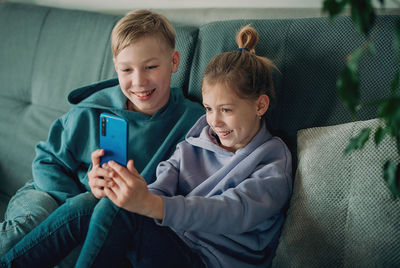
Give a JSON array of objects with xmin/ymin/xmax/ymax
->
[
  {"xmin": 91, "ymin": 149, "xmax": 104, "ymax": 167},
  {"xmin": 100, "ymin": 178, "xmax": 114, "ymax": 188},
  {"xmin": 127, "ymin": 160, "xmax": 142, "ymax": 178}
]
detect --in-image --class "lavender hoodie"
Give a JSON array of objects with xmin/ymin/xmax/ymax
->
[{"xmin": 149, "ymin": 115, "xmax": 292, "ymax": 268}]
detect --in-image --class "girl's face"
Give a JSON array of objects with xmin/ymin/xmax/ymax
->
[{"xmin": 202, "ymin": 81, "xmax": 269, "ymax": 153}]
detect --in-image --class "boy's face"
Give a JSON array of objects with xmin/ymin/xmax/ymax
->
[
  {"xmin": 202, "ymin": 81, "xmax": 269, "ymax": 153},
  {"xmin": 114, "ymin": 35, "xmax": 180, "ymax": 115}
]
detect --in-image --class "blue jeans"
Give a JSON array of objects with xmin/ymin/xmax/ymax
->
[
  {"xmin": 0, "ymin": 192, "xmax": 205, "ymax": 268},
  {"xmin": 0, "ymin": 180, "xmax": 58, "ymax": 256}
]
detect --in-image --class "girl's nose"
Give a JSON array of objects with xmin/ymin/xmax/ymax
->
[{"xmin": 211, "ymin": 112, "xmax": 223, "ymax": 127}]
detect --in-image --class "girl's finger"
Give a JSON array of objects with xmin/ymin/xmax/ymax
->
[
  {"xmin": 108, "ymin": 172, "xmax": 125, "ymax": 191},
  {"xmin": 104, "ymin": 187, "xmax": 118, "ymax": 204},
  {"xmin": 108, "ymin": 161, "xmax": 136, "ymax": 184}
]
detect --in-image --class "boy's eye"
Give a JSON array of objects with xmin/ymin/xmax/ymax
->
[
  {"xmin": 146, "ymin": 65, "xmax": 158, "ymax": 70},
  {"xmin": 122, "ymin": 68, "xmax": 131, "ymax": 72},
  {"xmin": 204, "ymin": 107, "xmax": 212, "ymax": 112},
  {"xmin": 222, "ymin": 108, "xmax": 232, "ymax": 113}
]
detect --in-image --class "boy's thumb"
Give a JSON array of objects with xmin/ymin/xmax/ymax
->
[{"xmin": 127, "ymin": 159, "xmax": 135, "ymax": 172}]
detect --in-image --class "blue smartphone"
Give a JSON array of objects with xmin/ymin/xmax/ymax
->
[{"xmin": 99, "ymin": 113, "xmax": 128, "ymax": 166}]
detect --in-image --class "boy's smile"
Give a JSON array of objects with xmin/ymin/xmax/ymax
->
[
  {"xmin": 114, "ymin": 35, "xmax": 180, "ymax": 116},
  {"xmin": 133, "ymin": 88, "xmax": 156, "ymax": 100}
]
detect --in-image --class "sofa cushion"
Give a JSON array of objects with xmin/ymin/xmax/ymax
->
[{"xmin": 272, "ymin": 118, "xmax": 400, "ymax": 267}]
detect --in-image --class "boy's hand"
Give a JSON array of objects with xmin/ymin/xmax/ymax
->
[
  {"xmin": 88, "ymin": 149, "xmax": 114, "ymax": 199},
  {"xmin": 105, "ymin": 160, "xmax": 164, "ymax": 220}
]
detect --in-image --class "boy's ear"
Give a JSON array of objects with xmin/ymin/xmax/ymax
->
[
  {"xmin": 171, "ymin": 50, "xmax": 180, "ymax": 73},
  {"xmin": 256, "ymin": 94, "xmax": 270, "ymax": 117},
  {"xmin": 113, "ymin": 57, "xmax": 118, "ymax": 73}
]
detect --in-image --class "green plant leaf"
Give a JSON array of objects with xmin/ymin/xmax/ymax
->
[
  {"xmin": 383, "ymin": 160, "xmax": 400, "ymax": 199},
  {"xmin": 350, "ymin": 0, "xmax": 376, "ymax": 35},
  {"xmin": 322, "ymin": 0, "xmax": 349, "ymax": 17},
  {"xmin": 345, "ymin": 127, "xmax": 371, "ymax": 154},
  {"xmin": 374, "ymin": 126, "xmax": 387, "ymax": 146},
  {"xmin": 377, "ymin": 96, "xmax": 400, "ymax": 138},
  {"xmin": 337, "ymin": 46, "xmax": 367, "ymax": 116},
  {"xmin": 338, "ymin": 65, "xmax": 360, "ymax": 116},
  {"xmin": 391, "ymin": 71, "xmax": 400, "ymax": 93}
]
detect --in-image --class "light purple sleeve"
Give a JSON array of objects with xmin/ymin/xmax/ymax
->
[
  {"xmin": 148, "ymin": 145, "xmax": 182, "ymax": 197},
  {"xmin": 158, "ymin": 140, "xmax": 292, "ymax": 235}
]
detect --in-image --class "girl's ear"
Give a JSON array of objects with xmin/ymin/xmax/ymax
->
[{"xmin": 256, "ymin": 94, "xmax": 270, "ymax": 117}]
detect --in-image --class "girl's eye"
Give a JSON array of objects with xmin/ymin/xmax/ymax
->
[
  {"xmin": 222, "ymin": 108, "xmax": 232, "ymax": 113},
  {"xmin": 204, "ymin": 107, "xmax": 212, "ymax": 112}
]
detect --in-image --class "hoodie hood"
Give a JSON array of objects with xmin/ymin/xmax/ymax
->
[
  {"xmin": 68, "ymin": 78, "xmax": 125, "ymax": 110},
  {"xmin": 185, "ymin": 114, "xmax": 272, "ymax": 156},
  {"xmin": 68, "ymin": 78, "xmax": 120, "ymax": 105}
]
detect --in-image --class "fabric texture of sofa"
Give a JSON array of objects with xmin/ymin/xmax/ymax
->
[{"xmin": 0, "ymin": 2, "xmax": 399, "ymax": 267}]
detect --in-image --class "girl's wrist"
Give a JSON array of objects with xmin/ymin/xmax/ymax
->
[{"xmin": 143, "ymin": 193, "xmax": 164, "ymax": 220}]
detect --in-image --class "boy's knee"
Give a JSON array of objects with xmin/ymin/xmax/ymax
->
[{"xmin": 5, "ymin": 189, "xmax": 58, "ymax": 221}]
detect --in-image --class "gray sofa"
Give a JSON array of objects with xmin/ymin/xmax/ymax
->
[{"xmin": 1, "ymin": 2, "xmax": 399, "ymax": 267}]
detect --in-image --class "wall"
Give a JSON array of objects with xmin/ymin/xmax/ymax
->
[
  {"xmin": 4, "ymin": 0, "xmax": 399, "ymax": 13},
  {"xmin": 2, "ymin": 0, "xmax": 399, "ymax": 25}
]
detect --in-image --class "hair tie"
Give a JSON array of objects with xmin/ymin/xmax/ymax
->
[{"xmin": 237, "ymin": 48, "xmax": 250, "ymax": 52}]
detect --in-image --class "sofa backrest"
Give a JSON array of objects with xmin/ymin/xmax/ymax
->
[{"xmin": 0, "ymin": 2, "xmax": 398, "ymax": 199}]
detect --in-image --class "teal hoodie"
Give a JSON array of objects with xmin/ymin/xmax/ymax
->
[{"xmin": 32, "ymin": 79, "xmax": 204, "ymax": 203}]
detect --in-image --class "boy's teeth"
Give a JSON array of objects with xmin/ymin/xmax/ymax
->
[{"xmin": 135, "ymin": 89, "xmax": 155, "ymax": 97}]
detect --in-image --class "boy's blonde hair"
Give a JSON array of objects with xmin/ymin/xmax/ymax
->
[
  {"xmin": 202, "ymin": 25, "xmax": 277, "ymax": 100},
  {"xmin": 111, "ymin": 9, "xmax": 176, "ymax": 57}
]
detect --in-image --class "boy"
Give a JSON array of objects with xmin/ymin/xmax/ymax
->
[{"xmin": 0, "ymin": 9, "xmax": 204, "ymax": 258}]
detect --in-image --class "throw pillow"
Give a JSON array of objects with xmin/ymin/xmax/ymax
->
[{"xmin": 272, "ymin": 118, "xmax": 400, "ymax": 267}]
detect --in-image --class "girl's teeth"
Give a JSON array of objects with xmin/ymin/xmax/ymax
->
[{"xmin": 220, "ymin": 130, "xmax": 232, "ymax": 136}]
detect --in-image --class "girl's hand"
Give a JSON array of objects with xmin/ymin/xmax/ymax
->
[
  {"xmin": 88, "ymin": 149, "xmax": 114, "ymax": 199},
  {"xmin": 105, "ymin": 160, "xmax": 164, "ymax": 220}
]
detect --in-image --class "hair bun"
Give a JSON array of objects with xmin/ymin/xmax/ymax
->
[{"xmin": 236, "ymin": 25, "xmax": 258, "ymax": 53}]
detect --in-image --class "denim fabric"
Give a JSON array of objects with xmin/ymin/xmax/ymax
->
[
  {"xmin": 0, "ymin": 192, "xmax": 97, "ymax": 267},
  {"xmin": 76, "ymin": 198, "xmax": 205, "ymax": 268},
  {"xmin": 0, "ymin": 180, "xmax": 58, "ymax": 256},
  {"xmin": 0, "ymin": 192, "xmax": 205, "ymax": 268}
]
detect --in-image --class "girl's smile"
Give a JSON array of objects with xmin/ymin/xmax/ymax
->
[{"xmin": 202, "ymin": 81, "xmax": 269, "ymax": 153}]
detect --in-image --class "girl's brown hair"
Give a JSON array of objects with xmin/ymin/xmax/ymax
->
[{"xmin": 202, "ymin": 25, "xmax": 277, "ymax": 100}]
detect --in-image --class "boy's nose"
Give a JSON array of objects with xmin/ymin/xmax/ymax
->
[{"xmin": 132, "ymin": 71, "xmax": 147, "ymax": 87}]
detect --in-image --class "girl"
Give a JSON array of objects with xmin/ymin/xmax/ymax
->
[{"xmin": 0, "ymin": 26, "xmax": 292, "ymax": 268}]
